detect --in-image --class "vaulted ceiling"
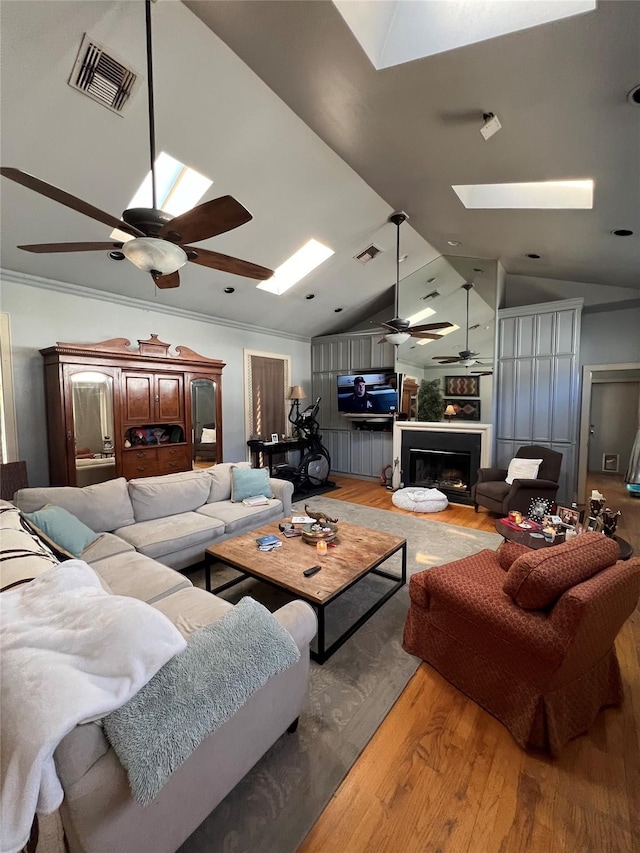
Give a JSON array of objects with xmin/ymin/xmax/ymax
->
[{"xmin": 1, "ymin": 0, "xmax": 638, "ymax": 362}]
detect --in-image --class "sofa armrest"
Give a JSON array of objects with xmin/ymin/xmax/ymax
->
[
  {"xmin": 269, "ymin": 477, "xmax": 294, "ymax": 516},
  {"xmin": 273, "ymin": 600, "xmax": 317, "ymax": 650}
]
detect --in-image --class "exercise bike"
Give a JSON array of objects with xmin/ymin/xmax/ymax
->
[{"xmin": 274, "ymin": 396, "xmax": 332, "ymax": 493}]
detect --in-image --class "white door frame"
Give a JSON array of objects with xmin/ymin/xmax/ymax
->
[{"xmin": 577, "ymin": 362, "xmax": 640, "ymax": 502}]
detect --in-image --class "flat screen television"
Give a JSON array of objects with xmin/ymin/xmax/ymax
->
[{"xmin": 337, "ymin": 371, "xmax": 400, "ymax": 415}]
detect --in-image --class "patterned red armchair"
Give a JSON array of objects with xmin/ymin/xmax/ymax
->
[{"xmin": 403, "ymin": 533, "xmax": 640, "ymax": 755}]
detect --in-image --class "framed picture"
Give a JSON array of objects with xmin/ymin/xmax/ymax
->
[
  {"xmin": 444, "ymin": 376, "xmax": 480, "ymax": 397},
  {"xmin": 270, "ymin": 433, "xmax": 279, "ymax": 443},
  {"xmin": 442, "ymin": 398, "xmax": 481, "ymax": 421},
  {"xmin": 555, "ymin": 505, "xmax": 583, "ymax": 527}
]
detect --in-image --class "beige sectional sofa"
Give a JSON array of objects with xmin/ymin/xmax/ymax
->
[{"xmin": 6, "ymin": 464, "xmax": 317, "ymax": 853}]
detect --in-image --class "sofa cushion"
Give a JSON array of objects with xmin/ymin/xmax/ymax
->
[
  {"xmin": 503, "ymin": 532, "xmax": 621, "ymax": 609},
  {"xmin": 230, "ymin": 466, "xmax": 273, "ymax": 502},
  {"xmin": 81, "ymin": 532, "xmax": 136, "ymax": 564},
  {"xmin": 196, "ymin": 499, "xmax": 282, "ymax": 534},
  {"xmin": 91, "ymin": 550, "xmax": 192, "ymax": 604},
  {"xmin": 13, "ymin": 478, "xmax": 135, "ymax": 532},
  {"xmin": 0, "ymin": 501, "xmax": 59, "ymax": 591},
  {"xmin": 128, "ymin": 471, "xmax": 212, "ymax": 522},
  {"xmin": 24, "ymin": 505, "xmax": 100, "ymax": 559},
  {"xmin": 151, "ymin": 586, "xmax": 234, "ymax": 638},
  {"xmin": 205, "ymin": 461, "xmax": 250, "ymax": 503},
  {"xmin": 496, "ymin": 540, "xmax": 529, "ymax": 572},
  {"xmin": 114, "ymin": 512, "xmax": 224, "ymax": 561}
]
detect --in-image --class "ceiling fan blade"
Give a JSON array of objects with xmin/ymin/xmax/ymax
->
[
  {"xmin": 433, "ymin": 358, "xmax": 462, "ymax": 364},
  {"xmin": 159, "ymin": 196, "xmax": 252, "ymax": 245},
  {"xmin": 472, "ymin": 371, "xmax": 493, "ymax": 376},
  {"xmin": 0, "ymin": 167, "xmax": 144, "ymax": 237},
  {"xmin": 16, "ymin": 242, "xmax": 124, "ymax": 254},
  {"xmin": 151, "ymin": 270, "xmax": 180, "ymax": 289},
  {"xmin": 410, "ymin": 321, "xmax": 454, "ymax": 333},
  {"xmin": 185, "ymin": 246, "xmax": 273, "ymax": 281},
  {"xmin": 377, "ymin": 337, "xmax": 389, "ymax": 344},
  {"xmin": 410, "ymin": 331, "xmax": 443, "ymax": 340}
]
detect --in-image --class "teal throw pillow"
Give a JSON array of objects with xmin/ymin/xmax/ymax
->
[
  {"xmin": 24, "ymin": 505, "xmax": 99, "ymax": 559},
  {"xmin": 231, "ymin": 467, "xmax": 273, "ymax": 503}
]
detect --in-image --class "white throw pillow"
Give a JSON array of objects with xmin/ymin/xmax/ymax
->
[
  {"xmin": 200, "ymin": 427, "xmax": 216, "ymax": 443},
  {"xmin": 505, "ymin": 458, "xmax": 543, "ymax": 485}
]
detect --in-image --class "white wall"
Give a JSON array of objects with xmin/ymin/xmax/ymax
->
[
  {"xmin": 0, "ymin": 275, "xmax": 311, "ymax": 486},
  {"xmin": 580, "ymin": 305, "xmax": 640, "ymax": 366}
]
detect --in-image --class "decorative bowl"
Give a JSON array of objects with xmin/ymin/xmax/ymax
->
[{"xmin": 301, "ymin": 521, "xmax": 338, "ymax": 545}]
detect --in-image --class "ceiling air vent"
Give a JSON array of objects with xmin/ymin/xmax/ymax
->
[
  {"xmin": 354, "ymin": 244, "xmax": 383, "ymax": 264},
  {"xmin": 68, "ymin": 34, "xmax": 140, "ymax": 114}
]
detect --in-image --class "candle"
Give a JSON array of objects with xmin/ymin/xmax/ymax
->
[{"xmin": 316, "ymin": 539, "xmax": 328, "ymax": 556}]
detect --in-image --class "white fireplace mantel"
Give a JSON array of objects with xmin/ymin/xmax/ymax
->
[{"xmin": 392, "ymin": 421, "xmax": 493, "ymax": 490}]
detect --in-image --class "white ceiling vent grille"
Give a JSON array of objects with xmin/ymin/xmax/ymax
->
[
  {"xmin": 68, "ymin": 34, "xmax": 140, "ymax": 114},
  {"xmin": 355, "ymin": 244, "xmax": 383, "ymax": 264}
]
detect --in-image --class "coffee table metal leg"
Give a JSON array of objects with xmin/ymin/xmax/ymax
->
[{"xmin": 315, "ymin": 605, "xmax": 326, "ymax": 663}]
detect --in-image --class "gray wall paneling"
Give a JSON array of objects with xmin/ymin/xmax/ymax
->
[{"xmin": 496, "ymin": 299, "xmax": 583, "ymax": 505}]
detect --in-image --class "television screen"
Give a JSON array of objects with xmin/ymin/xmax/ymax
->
[{"xmin": 337, "ymin": 371, "xmax": 400, "ymax": 414}]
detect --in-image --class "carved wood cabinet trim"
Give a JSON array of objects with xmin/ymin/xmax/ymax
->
[{"xmin": 40, "ymin": 335, "xmax": 225, "ymax": 486}]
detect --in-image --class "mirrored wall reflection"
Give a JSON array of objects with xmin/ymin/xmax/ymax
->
[
  {"xmin": 71, "ymin": 371, "xmax": 116, "ymax": 486},
  {"xmin": 395, "ymin": 255, "xmax": 497, "ymax": 422},
  {"xmin": 191, "ymin": 378, "xmax": 218, "ymax": 464}
]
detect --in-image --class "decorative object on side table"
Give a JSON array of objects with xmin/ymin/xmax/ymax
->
[
  {"xmin": 555, "ymin": 504, "xmax": 583, "ymax": 527},
  {"xmin": 301, "ymin": 504, "xmax": 338, "ymax": 546},
  {"xmin": 601, "ymin": 508, "xmax": 622, "ymax": 538},
  {"xmin": 528, "ymin": 496, "xmax": 554, "ymax": 522}
]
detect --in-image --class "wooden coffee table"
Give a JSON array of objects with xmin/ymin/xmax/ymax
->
[{"xmin": 204, "ymin": 520, "xmax": 407, "ymax": 663}]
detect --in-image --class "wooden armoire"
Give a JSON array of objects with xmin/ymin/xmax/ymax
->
[{"xmin": 41, "ymin": 335, "xmax": 224, "ymax": 486}]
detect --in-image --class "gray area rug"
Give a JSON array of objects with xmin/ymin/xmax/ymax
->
[{"xmin": 178, "ymin": 499, "xmax": 501, "ymax": 853}]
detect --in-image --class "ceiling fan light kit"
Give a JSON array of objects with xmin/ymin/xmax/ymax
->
[{"xmin": 0, "ymin": 0, "xmax": 273, "ymax": 290}]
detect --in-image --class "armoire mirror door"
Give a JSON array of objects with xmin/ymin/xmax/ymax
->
[
  {"xmin": 191, "ymin": 377, "xmax": 220, "ymax": 465},
  {"xmin": 68, "ymin": 369, "xmax": 117, "ymax": 487}
]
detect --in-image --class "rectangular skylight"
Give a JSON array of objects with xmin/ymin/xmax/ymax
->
[
  {"xmin": 452, "ymin": 180, "xmax": 593, "ymax": 209},
  {"xmin": 257, "ymin": 239, "xmax": 334, "ymax": 295},
  {"xmin": 417, "ymin": 324, "xmax": 460, "ymax": 345},
  {"xmin": 111, "ymin": 152, "xmax": 212, "ymax": 241},
  {"xmin": 405, "ymin": 306, "xmax": 436, "ymax": 326}
]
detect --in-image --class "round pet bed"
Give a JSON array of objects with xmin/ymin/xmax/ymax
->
[{"xmin": 392, "ymin": 487, "xmax": 448, "ymax": 513}]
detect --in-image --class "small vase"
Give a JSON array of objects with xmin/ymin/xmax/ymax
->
[{"xmin": 601, "ymin": 509, "xmax": 621, "ymax": 538}]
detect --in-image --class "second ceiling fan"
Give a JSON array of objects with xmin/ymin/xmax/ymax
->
[
  {"xmin": 432, "ymin": 282, "xmax": 493, "ymax": 372},
  {"xmin": 375, "ymin": 212, "xmax": 454, "ymax": 345},
  {"xmin": 0, "ymin": 1, "xmax": 273, "ymax": 290}
]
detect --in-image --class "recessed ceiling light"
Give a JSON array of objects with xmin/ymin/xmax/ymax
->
[
  {"xmin": 612, "ymin": 229, "xmax": 634, "ymax": 237},
  {"xmin": 526, "ymin": 253, "xmax": 541, "ymax": 259},
  {"xmin": 427, "ymin": 277, "xmax": 436, "ymax": 283},
  {"xmin": 452, "ymin": 179, "xmax": 593, "ymax": 209},
  {"xmin": 399, "ymin": 254, "xmax": 408, "ymax": 263},
  {"xmin": 447, "ymin": 240, "xmax": 461, "ymax": 246},
  {"xmin": 334, "ymin": 307, "xmax": 343, "ymax": 313},
  {"xmin": 305, "ymin": 294, "xmax": 315, "ymax": 300},
  {"xmin": 473, "ymin": 268, "xmax": 483, "ymax": 273},
  {"xmin": 257, "ymin": 239, "xmax": 334, "ymax": 295},
  {"xmin": 108, "ymin": 251, "xmax": 125, "ymax": 261},
  {"xmin": 223, "ymin": 287, "xmax": 235, "ymax": 294},
  {"xmin": 628, "ymin": 85, "xmax": 640, "ymax": 106}
]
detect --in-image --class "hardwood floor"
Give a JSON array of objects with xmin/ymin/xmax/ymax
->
[{"xmin": 297, "ymin": 475, "xmax": 640, "ymax": 853}]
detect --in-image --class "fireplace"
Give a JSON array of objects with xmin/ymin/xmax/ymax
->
[{"xmin": 398, "ymin": 426, "xmax": 485, "ymax": 506}]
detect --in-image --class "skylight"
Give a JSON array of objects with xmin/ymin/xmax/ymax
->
[
  {"xmin": 405, "ymin": 306, "xmax": 436, "ymax": 327},
  {"xmin": 257, "ymin": 239, "xmax": 334, "ymax": 295},
  {"xmin": 111, "ymin": 152, "xmax": 212, "ymax": 241},
  {"xmin": 417, "ymin": 324, "xmax": 460, "ymax": 345},
  {"xmin": 333, "ymin": 1, "xmax": 596, "ymax": 70},
  {"xmin": 452, "ymin": 180, "xmax": 594, "ymax": 209}
]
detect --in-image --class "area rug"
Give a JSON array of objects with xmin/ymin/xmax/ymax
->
[{"xmin": 177, "ymin": 499, "xmax": 501, "ymax": 853}]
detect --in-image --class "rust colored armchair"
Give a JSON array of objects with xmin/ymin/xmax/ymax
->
[{"xmin": 403, "ymin": 533, "xmax": 640, "ymax": 755}]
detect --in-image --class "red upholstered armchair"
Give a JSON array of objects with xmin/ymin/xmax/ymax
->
[{"xmin": 403, "ymin": 533, "xmax": 640, "ymax": 755}]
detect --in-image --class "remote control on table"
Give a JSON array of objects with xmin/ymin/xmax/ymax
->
[{"xmin": 303, "ymin": 565, "xmax": 322, "ymax": 577}]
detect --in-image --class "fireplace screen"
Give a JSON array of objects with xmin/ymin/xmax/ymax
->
[{"xmin": 409, "ymin": 448, "xmax": 471, "ymax": 494}]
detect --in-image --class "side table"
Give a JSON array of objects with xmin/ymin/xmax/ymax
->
[{"xmin": 495, "ymin": 519, "xmax": 633, "ymax": 560}]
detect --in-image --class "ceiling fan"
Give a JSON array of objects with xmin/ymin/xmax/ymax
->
[
  {"xmin": 0, "ymin": 1, "xmax": 273, "ymax": 290},
  {"xmin": 374, "ymin": 212, "xmax": 454, "ymax": 345},
  {"xmin": 432, "ymin": 283, "xmax": 493, "ymax": 369}
]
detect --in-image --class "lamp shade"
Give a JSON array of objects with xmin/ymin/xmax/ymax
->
[
  {"xmin": 444, "ymin": 404, "xmax": 457, "ymax": 419},
  {"xmin": 289, "ymin": 385, "xmax": 306, "ymax": 400},
  {"xmin": 385, "ymin": 331, "xmax": 411, "ymax": 346},
  {"xmin": 122, "ymin": 237, "xmax": 187, "ymax": 274}
]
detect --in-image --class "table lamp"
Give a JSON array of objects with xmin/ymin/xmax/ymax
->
[
  {"xmin": 444, "ymin": 404, "xmax": 457, "ymax": 422},
  {"xmin": 288, "ymin": 385, "xmax": 306, "ymax": 434}
]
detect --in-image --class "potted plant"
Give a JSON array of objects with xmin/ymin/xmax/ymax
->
[{"xmin": 417, "ymin": 379, "xmax": 445, "ymax": 422}]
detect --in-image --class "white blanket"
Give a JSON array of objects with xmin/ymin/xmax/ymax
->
[{"xmin": 0, "ymin": 561, "xmax": 187, "ymax": 853}]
